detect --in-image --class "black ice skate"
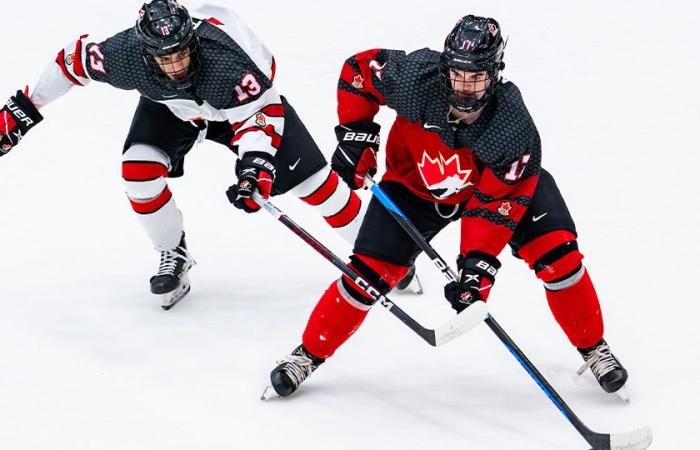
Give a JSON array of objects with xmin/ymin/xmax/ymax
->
[
  {"xmin": 577, "ymin": 339, "xmax": 629, "ymax": 396},
  {"xmin": 150, "ymin": 234, "xmax": 195, "ymax": 310},
  {"xmin": 261, "ymin": 345, "xmax": 325, "ymax": 400},
  {"xmin": 395, "ymin": 265, "xmax": 424, "ymax": 295}
]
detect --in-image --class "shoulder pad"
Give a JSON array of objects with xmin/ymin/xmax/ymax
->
[{"xmin": 473, "ymin": 81, "xmax": 539, "ymax": 168}]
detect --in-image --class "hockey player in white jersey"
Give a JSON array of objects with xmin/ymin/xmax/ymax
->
[{"xmin": 0, "ymin": 0, "xmax": 420, "ymax": 308}]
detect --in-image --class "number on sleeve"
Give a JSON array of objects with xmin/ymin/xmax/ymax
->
[
  {"xmin": 504, "ymin": 153, "xmax": 531, "ymax": 182},
  {"xmin": 87, "ymin": 44, "xmax": 106, "ymax": 74},
  {"xmin": 234, "ymin": 73, "xmax": 262, "ymax": 102}
]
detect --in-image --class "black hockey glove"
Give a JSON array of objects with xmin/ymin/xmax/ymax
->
[
  {"xmin": 331, "ymin": 120, "xmax": 380, "ymax": 189},
  {"xmin": 1, "ymin": 89, "xmax": 43, "ymax": 156},
  {"xmin": 444, "ymin": 252, "xmax": 501, "ymax": 312},
  {"xmin": 227, "ymin": 152, "xmax": 276, "ymax": 213}
]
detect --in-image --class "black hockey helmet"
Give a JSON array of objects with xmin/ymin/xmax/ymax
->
[
  {"xmin": 441, "ymin": 15, "xmax": 505, "ymax": 112},
  {"xmin": 135, "ymin": 0, "xmax": 201, "ymax": 90}
]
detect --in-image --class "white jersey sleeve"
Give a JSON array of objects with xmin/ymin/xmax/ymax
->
[
  {"xmin": 29, "ymin": 35, "xmax": 94, "ymax": 109},
  {"xmin": 227, "ymin": 87, "xmax": 284, "ymax": 157}
]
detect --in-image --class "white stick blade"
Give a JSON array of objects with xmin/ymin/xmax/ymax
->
[
  {"xmin": 434, "ymin": 300, "xmax": 488, "ymax": 346},
  {"xmin": 610, "ymin": 426, "xmax": 653, "ymax": 450}
]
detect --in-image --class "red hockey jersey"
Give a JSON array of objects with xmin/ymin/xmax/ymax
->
[{"xmin": 337, "ymin": 48, "xmax": 541, "ymax": 257}]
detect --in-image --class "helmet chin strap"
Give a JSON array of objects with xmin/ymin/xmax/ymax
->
[{"xmin": 448, "ymin": 104, "xmax": 486, "ymax": 125}]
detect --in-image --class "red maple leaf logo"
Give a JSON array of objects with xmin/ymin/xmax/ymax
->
[
  {"xmin": 352, "ymin": 74, "xmax": 364, "ymax": 89},
  {"xmin": 498, "ymin": 201, "xmax": 512, "ymax": 216},
  {"xmin": 417, "ymin": 151, "xmax": 473, "ymax": 199}
]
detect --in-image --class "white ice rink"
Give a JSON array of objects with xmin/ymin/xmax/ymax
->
[{"xmin": 1, "ymin": 1, "xmax": 698, "ymax": 449}]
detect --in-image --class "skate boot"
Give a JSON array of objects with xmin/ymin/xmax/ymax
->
[
  {"xmin": 150, "ymin": 233, "xmax": 195, "ymax": 310},
  {"xmin": 577, "ymin": 339, "xmax": 628, "ymax": 394},
  {"xmin": 396, "ymin": 265, "xmax": 424, "ymax": 295},
  {"xmin": 261, "ymin": 345, "xmax": 325, "ymax": 399}
]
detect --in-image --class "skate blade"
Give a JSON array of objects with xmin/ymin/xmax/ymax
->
[
  {"xmin": 615, "ymin": 385, "xmax": 631, "ymax": 403},
  {"xmin": 160, "ymin": 275, "xmax": 191, "ymax": 310},
  {"xmin": 396, "ymin": 272, "xmax": 424, "ymax": 295},
  {"xmin": 261, "ymin": 385, "xmax": 279, "ymax": 401}
]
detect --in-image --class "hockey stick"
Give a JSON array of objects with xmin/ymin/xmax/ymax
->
[
  {"xmin": 251, "ymin": 192, "xmax": 487, "ymax": 347},
  {"xmin": 365, "ymin": 178, "xmax": 652, "ymax": 450}
]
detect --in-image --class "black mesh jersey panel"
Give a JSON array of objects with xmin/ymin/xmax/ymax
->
[
  {"xmin": 378, "ymin": 48, "xmax": 541, "ymax": 175},
  {"xmin": 86, "ymin": 21, "xmax": 272, "ymax": 109}
]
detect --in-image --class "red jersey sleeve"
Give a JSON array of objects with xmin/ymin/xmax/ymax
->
[{"xmin": 337, "ymin": 49, "xmax": 395, "ymax": 124}]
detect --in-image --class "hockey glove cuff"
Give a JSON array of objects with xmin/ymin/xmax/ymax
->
[
  {"xmin": 1, "ymin": 88, "xmax": 43, "ymax": 156},
  {"xmin": 444, "ymin": 251, "xmax": 501, "ymax": 312},
  {"xmin": 331, "ymin": 120, "xmax": 380, "ymax": 189},
  {"xmin": 227, "ymin": 152, "xmax": 276, "ymax": 213}
]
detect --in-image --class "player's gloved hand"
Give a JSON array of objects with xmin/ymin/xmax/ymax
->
[
  {"xmin": 444, "ymin": 252, "xmax": 501, "ymax": 312},
  {"xmin": 1, "ymin": 88, "xmax": 43, "ymax": 156},
  {"xmin": 331, "ymin": 120, "xmax": 380, "ymax": 189},
  {"xmin": 226, "ymin": 152, "xmax": 276, "ymax": 213}
]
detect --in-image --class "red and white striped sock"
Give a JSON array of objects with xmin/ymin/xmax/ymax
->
[
  {"xmin": 122, "ymin": 144, "xmax": 183, "ymax": 251},
  {"xmin": 292, "ymin": 166, "xmax": 366, "ymax": 245}
]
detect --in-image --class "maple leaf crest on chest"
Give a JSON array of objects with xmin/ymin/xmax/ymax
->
[{"xmin": 417, "ymin": 151, "xmax": 474, "ymax": 200}]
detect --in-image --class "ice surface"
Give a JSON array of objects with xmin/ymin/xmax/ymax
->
[{"xmin": 1, "ymin": 1, "xmax": 698, "ymax": 449}]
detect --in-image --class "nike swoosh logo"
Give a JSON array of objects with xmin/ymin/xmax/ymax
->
[
  {"xmin": 289, "ymin": 158, "xmax": 301, "ymax": 170},
  {"xmin": 532, "ymin": 212, "xmax": 548, "ymax": 222},
  {"xmin": 423, "ymin": 123, "xmax": 442, "ymax": 130}
]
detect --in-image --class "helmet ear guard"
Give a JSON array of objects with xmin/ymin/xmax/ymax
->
[
  {"xmin": 442, "ymin": 15, "xmax": 506, "ymax": 113},
  {"xmin": 135, "ymin": 0, "xmax": 201, "ymax": 90}
]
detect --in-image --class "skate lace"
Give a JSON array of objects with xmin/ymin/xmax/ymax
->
[
  {"xmin": 577, "ymin": 342, "xmax": 618, "ymax": 379},
  {"xmin": 157, "ymin": 246, "xmax": 191, "ymax": 277},
  {"xmin": 277, "ymin": 354, "xmax": 314, "ymax": 388}
]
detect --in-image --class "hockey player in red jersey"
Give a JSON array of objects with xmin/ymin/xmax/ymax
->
[
  {"xmin": 0, "ymin": 1, "xmax": 419, "ymax": 309},
  {"xmin": 265, "ymin": 16, "xmax": 628, "ymax": 398}
]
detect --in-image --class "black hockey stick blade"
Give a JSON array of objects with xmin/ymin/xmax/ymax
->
[{"xmin": 251, "ymin": 192, "xmax": 487, "ymax": 347}]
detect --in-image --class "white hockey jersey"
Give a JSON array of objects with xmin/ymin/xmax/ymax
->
[{"xmin": 30, "ymin": 3, "xmax": 283, "ymax": 158}]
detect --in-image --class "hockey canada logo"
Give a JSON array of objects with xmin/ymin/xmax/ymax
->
[
  {"xmin": 498, "ymin": 201, "xmax": 512, "ymax": 216},
  {"xmin": 352, "ymin": 74, "xmax": 364, "ymax": 89},
  {"xmin": 417, "ymin": 151, "xmax": 473, "ymax": 199},
  {"xmin": 487, "ymin": 23, "xmax": 498, "ymax": 36},
  {"xmin": 255, "ymin": 113, "xmax": 267, "ymax": 127}
]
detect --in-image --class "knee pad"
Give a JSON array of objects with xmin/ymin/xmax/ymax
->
[
  {"xmin": 339, "ymin": 253, "xmax": 410, "ymax": 307},
  {"xmin": 517, "ymin": 230, "xmax": 585, "ymax": 290},
  {"xmin": 122, "ymin": 144, "xmax": 172, "ymax": 214}
]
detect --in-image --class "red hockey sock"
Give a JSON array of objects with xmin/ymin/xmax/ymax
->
[
  {"xmin": 302, "ymin": 253, "xmax": 410, "ymax": 359},
  {"xmin": 302, "ymin": 279, "xmax": 372, "ymax": 359},
  {"xmin": 545, "ymin": 269, "xmax": 604, "ymax": 349}
]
